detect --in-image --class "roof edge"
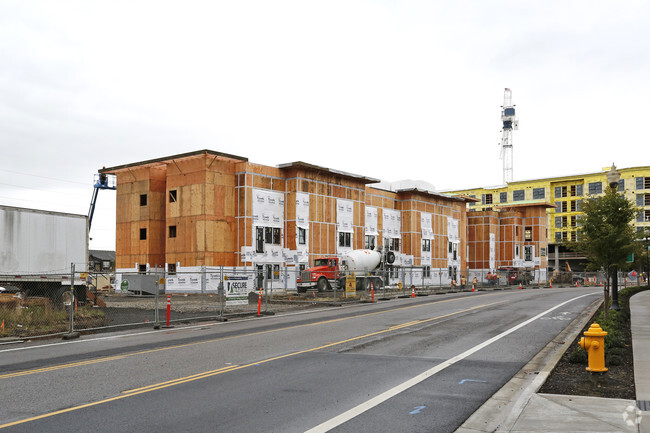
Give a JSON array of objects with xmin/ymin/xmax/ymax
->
[{"xmin": 100, "ymin": 149, "xmax": 248, "ymax": 173}]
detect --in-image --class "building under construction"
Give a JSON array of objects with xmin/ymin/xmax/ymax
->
[{"xmin": 101, "ymin": 150, "xmax": 551, "ymax": 290}]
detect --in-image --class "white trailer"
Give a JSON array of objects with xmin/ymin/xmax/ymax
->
[{"xmin": 0, "ymin": 205, "xmax": 88, "ymax": 304}]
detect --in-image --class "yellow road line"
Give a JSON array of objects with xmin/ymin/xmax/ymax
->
[
  {"xmin": 0, "ymin": 293, "xmax": 498, "ymax": 381},
  {"xmin": 122, "ymin": 365, "xmax": 240, "ymax": 394},
  {"xmin": 0, "ymin": 299, "xmax": 504, "ymax": 430}
]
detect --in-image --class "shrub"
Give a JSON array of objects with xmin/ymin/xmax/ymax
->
[
  {"xmin": 569, "ymin": 348, "xmax": 588, "ymax": 364},
  {"xmin": 608, "ymin": 355, "xmax": 622, "ymax": 366}
]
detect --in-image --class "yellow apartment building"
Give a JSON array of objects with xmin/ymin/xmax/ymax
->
[{"xmin": 448, "ymin": 165, "xmax": 650, "ymax": 271}]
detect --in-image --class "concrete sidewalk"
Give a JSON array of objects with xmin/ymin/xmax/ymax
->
[{"xmin": 457, "ymin": 288, "xmax": 650, "ymax": 433}]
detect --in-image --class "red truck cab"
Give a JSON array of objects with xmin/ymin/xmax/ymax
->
[{"xmin": 296, "ymin": 257, "xmax": 340, "ymax": 293}]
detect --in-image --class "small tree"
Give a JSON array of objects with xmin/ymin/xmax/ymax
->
[{"xmin": 571, "ymin": 187, "xmax": 641, "ymax": 309}]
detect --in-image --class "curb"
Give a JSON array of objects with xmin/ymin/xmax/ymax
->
[{"xmin": 456, "ymin": 296, "xmax": 603, "ymax": 433}]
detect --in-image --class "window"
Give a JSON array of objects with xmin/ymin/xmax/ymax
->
[
  {"xmin": 423, "ymin": 266, "xmax": 431, "ymax": 278},
  {"xmin": 636, "ymin": 177, "xmax": 650, "ymax": 190},
  {"xmin": 256, "ymin": 227, "xmax": 264, "ymax": 253},
  {"xmin": 273, "ymin": 264, "xmax": 280, "ymax": 280},
  {"xmin": 140, "ymin": 194, "xmax": 147, "ymax": 206},
  {"xmin": 555, "ymin": 186, "xmax": 567, "ymax": 198},
  {"xmin": 524, "ymin": 245, "xmax": 533, "ymax": 262},
  {"xmin": 570, "ymin": 184, "xmax": 584, "ymax": 197},
  {"xmin": 273, "ymin": 227, "xmax": 281, "ymax": 245},
  {"xmin": 541, "ymin": 248, "xmax": 547, "ymax": 257},
  {"xmin": 482, "ymin": 194, "xmax": 493, "ymax": 205},
  {"xmin": 555, "ymin": 216, "xmax": 563, "ymax": 228},
  {"xmin": 571, "ymin": 200, "xmax": 577, "ymax": 212},
  {"xmin": 588, "ymin": 182, "xmax": 602, "ymax": 195},
  {"xmin": 298, "ymin": 228, "xmax": 306, "ymax": 245},
  {"xmin": 449, "ymin": 242, "xmax": 457, "ymax": 260},
  {"xmin": 168, "ymin": 263, "xmax": 176, "ymax": 275},
  {"xmin": 364, "ymin": 235, "xmax": 376, "ymax": 250},
  {"xmin": 513, "ymin": 190, "xmax": 525, "ymax": 201},
  {"xmin": 500, "ymin": 192, "xmax": 508, "ymax": 203},
  {"xmin": 385, "ymin": 237, "xmax": 399, "ymax": 251},
  {"xmin": 422, "ymin": 239, "xmax": 431, "ymax": 252},
  {"xmin": 618, "ymin": 179, "xmax": 625, "ymax": 192},
  {"xmin": 532, "ymin": 188, "xmax": 545, "ymax": 199},
  {"xmin": 169, "ymin": 225, "xmax": 177, "ymax": 238},
  {"xmin": 555, "ymin": 232, "xmax": 561, "ymax": 241},
  {"xmin": 571, "ymin": 231, "xmax": 577, "ymax": 242},
  {"xmin": 524, "ymin": 227, "xmax": 532, "ymax": 241},
  {"xmin": 562, "ymin": 232, "xmax": 568, "ymax": 241},
  {"xmin": 570, "ymin": 216, "xmax": 577, "ymax": 227},
  {"xmin": 169, "ymin": 190, "xmax": 178, "ymax": 202},
  {"xmin": 138, "ymin": 264, "xmax": 147, "ymax": 274},
  {"xmin": 562, "ymin": 216, "xmax": 568, "ymax": 228},
  {"xmin": 339, "ymin": 232, "xmax": 351, "ymax": 248},
  {"xmin": 557, "ymin": 201, "xmax": 567, "ymax": 213},
  {"xmin": 515, "ymin": 245, "xmax": 520, "ymax": 259},
  {"xmin": 140, "ymin": 228, "xmax": 147, "ymax": 240}
]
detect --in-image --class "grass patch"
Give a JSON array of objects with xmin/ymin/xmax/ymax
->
[{"xmin": 0, "ymin": 303, "xmax": 106, "ymax": 337}]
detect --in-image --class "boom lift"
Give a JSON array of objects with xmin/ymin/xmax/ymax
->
[{"xmin": 88, "ymin": 171, "xmax": 116, "ymax": 230}]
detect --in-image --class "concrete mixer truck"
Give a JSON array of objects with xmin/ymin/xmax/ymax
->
[{"xmin": 296, "ymin": 248, "xmax": 395, "ymax": 293}]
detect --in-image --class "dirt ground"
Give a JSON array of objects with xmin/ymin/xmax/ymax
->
[{"xmin": 539, "ymin": 305, "xmax": 636, "ymax": 400}]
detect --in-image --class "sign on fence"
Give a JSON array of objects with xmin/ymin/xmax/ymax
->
[
  {"xmin": 224, "ymin": 274, "xmax": 253, "ymax": 306},
  {"xmin": 345, "ymin": 274, "xmax": 356, "ymax": 298}
]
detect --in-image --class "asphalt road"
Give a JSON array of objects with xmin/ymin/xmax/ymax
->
[{"xmin": 0, "ymin": 287, "xmax": 600, "ymax": 432}]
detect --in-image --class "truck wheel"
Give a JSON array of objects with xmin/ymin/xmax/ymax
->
[
  {"xmin": 372, "ymin": 278, "xmax": 383, "ymax": 289},
  {"xmin": 317, "ymin": 278, "xmax": 329, "ymax": 292},
  {"xmin": 52, "ymin": 286, "xmax": 72, "ymax": 309}
]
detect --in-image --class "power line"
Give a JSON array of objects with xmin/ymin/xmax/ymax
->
[
  {"xmin": 0, "ymin": 168, "xmax": 89, "ymax": 186},
  {"xmin": 0, "ymin": 181, "xmax": 88, "ymax": 197}
]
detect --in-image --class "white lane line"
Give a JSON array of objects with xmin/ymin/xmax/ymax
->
[{"xmin": 305, "ymin": 292, "xmax": 598, "ymax": 433}]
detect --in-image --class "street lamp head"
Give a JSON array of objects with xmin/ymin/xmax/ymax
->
[{"xmin": 606, "ymin": 163, "xmax": 621, "ymax": 189}]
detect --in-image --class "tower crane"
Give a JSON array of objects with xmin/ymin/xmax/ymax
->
[{"xmin": 499, "ymin": 88, "xmax": 518, "ymax": 184}]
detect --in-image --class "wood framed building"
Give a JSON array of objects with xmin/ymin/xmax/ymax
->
[{"xmin": 101, "ymin": 149, "xmax": 549, "ymax": 289}]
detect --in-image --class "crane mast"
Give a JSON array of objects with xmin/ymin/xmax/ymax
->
[{"xmin": 500, "ymin": 88, "xmax": 518, "ymax": 184}]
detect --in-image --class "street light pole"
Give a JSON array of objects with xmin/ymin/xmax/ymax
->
[
  {"xmin": 645, "ymin": 233, "xmax": 650, "ymax": 285},
  {"xmin": 607, "ymin": 163, "xmax": 621, "ymax": 310}
]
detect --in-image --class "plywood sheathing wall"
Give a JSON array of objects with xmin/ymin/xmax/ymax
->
[{"xmin": 113, "ymin": 165, "xmax": 166, "ymax": 269}]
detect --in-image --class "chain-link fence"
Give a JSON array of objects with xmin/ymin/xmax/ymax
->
[{"xmin": 3, "ymin": 266, "xmax": 646, "ymax": 340}]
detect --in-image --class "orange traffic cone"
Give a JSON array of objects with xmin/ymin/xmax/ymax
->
[
  {"xmin": 471, "ymin": 283, "xmax": 475, "ymax": 292},
  {"xmin": 519, "ymin": 283, "xmax": 522, "ymax": 290},
  {"xmin": 549, "ymin": 281, "xmax": 552, "ymax": 288},
  {"xmin": 411, "ymin": 286, "xmax": 416, "ymax": 298},
  {"xmin": 371, "ymin": 283, "xmax": 375, "ymax": 302}
]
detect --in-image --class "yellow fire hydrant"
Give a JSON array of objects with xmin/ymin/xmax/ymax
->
[{"xmin": 578, "ymin": 323, "xmax": 608, "ymax": 373}]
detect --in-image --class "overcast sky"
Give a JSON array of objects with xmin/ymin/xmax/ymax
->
[{"xmin": 1, "ymin": 0, "xmax": 649, "ymax": 251}]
